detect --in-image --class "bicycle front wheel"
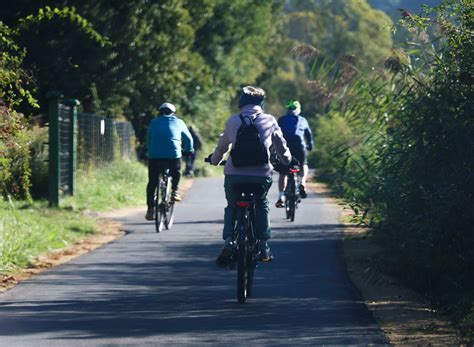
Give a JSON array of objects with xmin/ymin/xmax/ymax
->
[
  {"xmin": 165, "ymin": 202, "xmax": 175, "ymax": 230},
  {"xmin": 289, "ymin": 197, "xmax": 296, "ymax": 222},
  {"xmin": 155, "ymin": 205, "xmax": 165, "ymax": 232}
]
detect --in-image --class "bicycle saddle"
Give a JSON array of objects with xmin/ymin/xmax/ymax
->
[{"xmin": 233, "ymin": 183, "xmax": 265, "ymax": 196}]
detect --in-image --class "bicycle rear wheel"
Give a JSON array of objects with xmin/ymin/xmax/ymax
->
[
  {"xmin": 287, "ymin": 178, "xmax": 296, "ymax": 222},
  {"xmin": 237, "ymin": 239, "xmax": 247, "ymax": 303},
  {"xmin": 246, "ymin": 246, "xmax": 256, "ymax": 298}
]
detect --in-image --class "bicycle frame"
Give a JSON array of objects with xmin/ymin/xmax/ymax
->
[
  {"xmin": 203, "ymin": 157, "xmax": 260, "ymax": 303},
  {"xmin": 154, "ymin": 169, "xmax": 174, "ymax": 233},
  {"xmin": 234, "ymin": 189, "xmax": 260, "ymax": 303},
  {"xmin": 285, "ymin": 167, "xmax": 300, "ymax": 222}
]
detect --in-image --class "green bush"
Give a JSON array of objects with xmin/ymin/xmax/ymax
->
[
  {"xmin": 311, "ymin": 112, "xmax": 357, "ymax": 181},
  {"xmin": 28, "ymin": 126, "xmax": 49, "ymax": 199},
  {"xmin": 378, "ymin": 2, "xmax": 474, "ymax": 329},
  {"xmin": 309, "ymin": 0, "xmax": 474, "ymax": 336},
  {"xmin": 0, "ymin": 106, "xmax": 32, "ymax": 200}
]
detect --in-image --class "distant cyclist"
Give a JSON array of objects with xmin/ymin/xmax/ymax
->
[
  {"xmin": 184, "ymin": 125, "xmax": 202, "ymax": 177},
  {"xmin": 210, "ymin": 86, "xmax": 292, "ymax": 264},
  {"xmin": 275, "ymin": 100, "xmax": 314, "ymax": 208},
  {"xmin": 145, "ymin": 102, "xmax": 194, "ymax": 220}
]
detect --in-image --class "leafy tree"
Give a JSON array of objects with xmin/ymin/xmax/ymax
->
[
  {"xmin": 286, "ymin": 0, "xmax": 394, "ymax": 68},
  {"xmin": 1, "ymin": 0, "xmax": 284, "ymax": 145},
  {"xmin": 183, "ymin": 0, "xmax": 285, "ymax": 138},
  {"xmin": 306, "ymin": 0, "xmax": 474, "ymax": 334},
  {"xmin": 0, "ymin": 6, "xmax": 105, "ymax": 199},
  {"xmin": 368, "ymin": 0, "xmax": 443, "ymax": 15},
  {"xmin": 257, "ymin": 0, "xmax": 395, "ymax": 126}
]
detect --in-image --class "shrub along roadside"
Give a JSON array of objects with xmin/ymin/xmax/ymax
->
[
  {"xmin": 0, "ymin": 160, "xmax": 148, "ymax": 276},
  {"xmin": 309, "ymin": 1, "xmax": 473, "ymax": 338}
]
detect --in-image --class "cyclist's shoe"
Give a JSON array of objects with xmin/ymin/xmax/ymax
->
[
  {"xmin": 275, "ymin": 198, "xmax": 285, "ymax": 208},
  {"xmin": 299, "ymin": 185, "xmax": 307, "ymax": 199},
  {"xmin": 171, "ymin": 190, "xmax": 182, "ymax": 202},
  {"xmin": 216, "ymin": 238, "xmax": 235, "ymax": 268},
  {"xmin": 145, "ymin": 208, "xmax": 155, "ymax": 220},
  {"xmin": 258, "ymin": 241, "xmax": 273, "ymax": 262}
]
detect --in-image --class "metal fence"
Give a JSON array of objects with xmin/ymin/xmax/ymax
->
[
  {"xmin": 77, "ymin": 112, "xmax": 114, "ymax": 167},
  {"xmin": 48, "ymin": 92, "xmax": 136, "ymax": 206}
]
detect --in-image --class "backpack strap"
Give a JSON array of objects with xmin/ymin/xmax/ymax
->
[{"xmin": 239, "ymin": 113, "xmax": 261, "ymax": 126}]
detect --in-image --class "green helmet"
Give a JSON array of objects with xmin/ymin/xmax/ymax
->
[{"xmin": 285, "ymin": 100, "xmax": 301, "ymax": 110}]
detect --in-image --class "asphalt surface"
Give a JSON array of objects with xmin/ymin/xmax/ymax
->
[{"xmin": 0, "ymin": 176, "xmax": 387, "ymax": 346}]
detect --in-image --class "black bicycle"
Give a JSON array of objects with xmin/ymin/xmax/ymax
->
[
  {"xmin": 154, "ymin": 169, "xmax": 175, "ymax": 233},
  {"xmin": 285, "ymin": 165, "xmax": 300, "ymax": 222},
  {"xmin": 205, "ymin": 157, "xmax": 261, "ymax": 303},
  {"xmin": 233, "ymin": 183, "xmax": 262, "ymax": 303}
]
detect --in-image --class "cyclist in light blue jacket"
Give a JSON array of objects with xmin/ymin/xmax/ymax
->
[{"xmin": 145, "ymin": 102, "xmax": 193, "ymax": 220}]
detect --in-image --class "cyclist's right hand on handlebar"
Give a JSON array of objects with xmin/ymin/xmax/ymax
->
[
  {"xmin": 205, "ymin": 154, "xmax": 226, "ymax": 166},
  {"xmin": 204, "ymin": 154, "xmax": 213, "ymax": 164}
]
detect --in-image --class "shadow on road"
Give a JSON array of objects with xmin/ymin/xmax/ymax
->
[{"xmin": 0, "ymin": 222, "xmax": 385, "ymax": 344}]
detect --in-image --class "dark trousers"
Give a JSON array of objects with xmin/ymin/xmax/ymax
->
[
  {"xmin": 223, "ymin": 175, "xmax": 273, "ymax": 241},
  {"xmin": 184, "ymin": 152, "xmax": 196, "ymax": 174},
  {"xmin": 146, "ymin": 158, "xmax": 181, "ymax": 208}
]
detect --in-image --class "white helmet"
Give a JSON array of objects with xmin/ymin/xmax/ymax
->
[{"xmin": 159, "ymin": 102, "xmax": 176, "ymax": 113}]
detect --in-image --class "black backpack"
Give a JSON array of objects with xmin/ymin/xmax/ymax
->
[{"xmin": 230, "ymin": 114, "xmax": 269, "ymax": 167}]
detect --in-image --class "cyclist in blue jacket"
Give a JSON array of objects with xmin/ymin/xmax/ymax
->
[
  {"xmin": 276, "ymin": 100, "xmax": 314, "ymax": 207},
  {"xmin": 145, "ymin": 102, "xmax": 193, "ymax": 220}
]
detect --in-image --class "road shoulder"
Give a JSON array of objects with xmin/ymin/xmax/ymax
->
[
  {"xmin": 1, "ymin": 178, "xmax": 195, "ymax": 293},
  {"xmin": 307, "ymin": 181, "xmax": 460, "ymax": 345}
]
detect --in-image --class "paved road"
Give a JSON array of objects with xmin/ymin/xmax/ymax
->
[{"xmin": 0, "ymin": 177, "xmax": 387, "ymax": 346}]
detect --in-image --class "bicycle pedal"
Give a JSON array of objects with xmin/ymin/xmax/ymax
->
[{"xmin": 260, "ymin": 256, "xmax": 273, "ymax": 263}]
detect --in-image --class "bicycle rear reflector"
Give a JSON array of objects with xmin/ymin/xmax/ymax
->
[
  {"xmin": 290, "ymin": 169, "xmax": 300, "ymax": 173},
  {"xmin": 236, "ymin": 201, "xmax": 250, "ymax": 207}
]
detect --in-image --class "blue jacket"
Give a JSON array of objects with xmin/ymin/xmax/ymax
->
[
  {"xmin": 278, "ymin": 114, "xmax": 314, "ymax": 150},
  {"xmin": 147, "ymin": 114, "xmax": 193, "ymax": 159}
]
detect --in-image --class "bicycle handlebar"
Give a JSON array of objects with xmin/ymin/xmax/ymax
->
[{"xmin": 204, "ymin": 156, "xmax": 226, "ymax": 166}]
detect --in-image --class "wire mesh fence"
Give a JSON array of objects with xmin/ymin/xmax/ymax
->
[
  {"xmin": 50, "ymin": 96, "xmax": 136, "ymax": 205},
  {"xmin": 77, "ymin": 112, "xmax": 136, "ymax": 168},
  {"xmin": 115, "ymin": 122, "xmax": 135, "ymax": 159}
]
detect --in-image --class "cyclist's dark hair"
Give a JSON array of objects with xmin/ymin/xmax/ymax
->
[
  {"xmin": 238, "ymin": 86, "xmax": 266, "ymax": 108},
  {"xmin": 159, "ymin": 108, "xmax": 173, "ymax": 115}
]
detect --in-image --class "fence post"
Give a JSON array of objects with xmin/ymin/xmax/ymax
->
[
  {"xmin": 64, "ymin": 99, "xmax": 80, "ymax": 196},
  {"xmin": 47, "ymin": 91, "xmax": 63, "ymax": 207},
  {"xmin": 106, "ymin": 116, "xmax": 115, "ymax": 161}
]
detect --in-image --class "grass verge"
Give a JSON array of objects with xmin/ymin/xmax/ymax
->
[
  {"xmin": 0, "ymin": 199, "xmax": 96, "ymax": 275},
  {"xmin": 0, "ymin": 160, "xmax": 148, "ymax": 277},
  {"xmin": 62, "ymin": 159, "xmax": 148, "ymax": 211}
]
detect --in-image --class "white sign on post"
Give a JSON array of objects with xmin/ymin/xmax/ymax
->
[{"xmin": 100, "ymin": 119, "xmax": 105, "ymax": 135}]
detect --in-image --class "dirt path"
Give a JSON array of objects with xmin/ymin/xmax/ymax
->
[{"xmin": 307, "ymin": 181, "xmax": 460, "ymax": 345}]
